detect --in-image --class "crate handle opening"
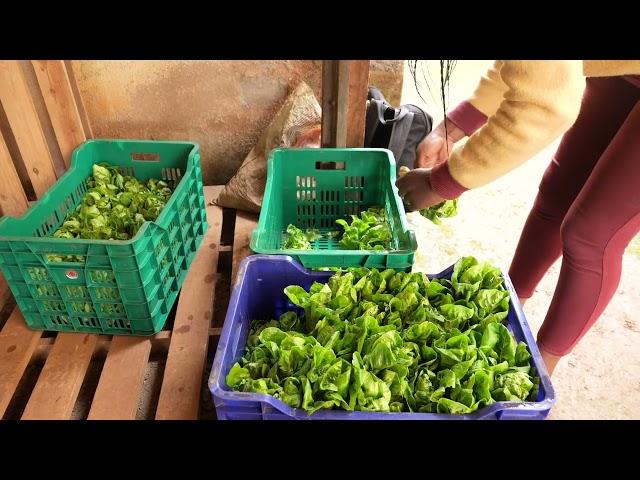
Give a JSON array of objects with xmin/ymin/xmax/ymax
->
[
  {"xmin": 315, "ymin": 161, "xmax": 345, "ymax": 171},
  {"xmin": 131, "ymin": 153, "xmax": 160, "ymax": 162}
]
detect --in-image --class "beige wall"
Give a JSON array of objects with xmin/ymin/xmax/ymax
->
[{"xmin": 71, "ymin": 60, "xmax": 404, "ymax": 185}]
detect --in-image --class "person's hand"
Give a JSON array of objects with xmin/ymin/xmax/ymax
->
[
  {"xmin": 415, "ymin": 118, "xmax": 465, "ymax": 169},
  {"xmin": 396, "ymin": 168, "xmax": 446, "ymax": 212}
]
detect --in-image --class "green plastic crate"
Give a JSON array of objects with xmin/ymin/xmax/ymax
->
[
  {"xmin": 0, "ymin": 139, "xmax": 207, "ymax": 336},
  {"xmin": 250, "ymin": 148, "xmax": 417, "ymax": 271}
]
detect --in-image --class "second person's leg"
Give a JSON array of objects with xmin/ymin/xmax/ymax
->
[
  {"xmin": 537, "ymin": 100, "xmax": 640, "ymax": 370},
  {"xmin": 508, "ymin": 77, "xmax": 640, "ymax": 301}
]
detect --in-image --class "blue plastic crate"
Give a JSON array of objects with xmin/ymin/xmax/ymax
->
[{"xmin": 209, "ymin": 255, "xmax": 555, "ymax": 420}]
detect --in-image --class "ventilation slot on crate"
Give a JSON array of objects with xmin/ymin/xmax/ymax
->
[
  {"xmin": 343, "ymin": 176, "xmax": 364, "ymax": 217},
  {"xmin": 295, "ymin": 175, "xmax": 317, "ymax": 226},
  {"xmin": 344, "ymin": 176, "xmax": 365, "ymax": 189},
  {"xmin": 106, "ymin": 318, "xmax": 131, "ymax": 329},
  {"xmin": 57, "ymin": 195, "xmax": 76, "ymax": 222},
  {"xmin": 50, "ymin": 315, "xmax": 71, "ymax": 326},
  {"xmin": 119, "ymin": 166, "xmax": 135, "ymax": 177},
  {"xmin": 26, "ymin": 267, "xmax": 50, "ymax": 282},
  {"xmin": 78, "ymin": 181, "xmax": 88, "ymax": 198},
  {"xmin": 88, "ymin": 270, "xmax": 116, "ymax": 285},
  {"xmin": 94, "ymin": 287, "xmax": 120, "ymax": 300},
  {"xmin": 162, "ymin": 168, "xmax": 183, "ymax": 181},
  {"xmin": 76, "ymin": 316, "xmax": 100, "ymax": 328},
  {"xmin": 35, "ymin": 211, "xmax": 60, "ymax": 238},
  {"xmin": 34, "ymin": 283, "xmax": 59, "ymax": 298},
  {"xmin": 71, "ymin": 302, "xmax": 95, "ymax": 313},
  {"xmin": 64, "ymin": 285, "xmax": 90, "ymax": 299},
  {"xmin": 99, "ymin": 303, "xmax": 126, "ymax": 316},
  {"xmin": 41, "ymin": 300, "xmax": 66, "ymax": 312}
]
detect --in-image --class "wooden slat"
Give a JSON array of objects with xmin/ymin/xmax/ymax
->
[
  {"xmin": 0, "ymin": 130, "xmax": 29, "ymax": 323},
  {"xmin": 22, "ymin": 333, "xmax": 98, "ymax": 419},
  {"xmin": 63, "ymin": 61, "xmax": 93, "ymax": 139},
  {"xmin": 155, "ymin": 186, "xmax": 224, "ymax": 420},
  {"xmin": 34, "ymin": 328, "xmax": 218, "ymax": 359},
  {"xmin": 31, "ymin": 60, "xmax": 87, "ymax": 168},
  {"xmin": 0, "ymin": 309, "xmax": 42, "ymax": 417},
  {"xmin": 37, "ymin": 330, "xmax": 172, "ymax": 347},
  {"xmin": 36, "ymin": 334, "xmax": 172, "ymax": 359},
  {"xmin": 0, "ymin": 60, "xmax": 58, "ymax": 198},
  {"xmin": 90, "ymin": 187, "xmax": 225, "ymax": 420},
  {"xmin": 87, "ymin": 337, "xmax": 151, "ymax": 420},
  {"xmin": 0, "ymin": 277, "xmax": 9, "ymax": 309},
  {"xmin": 231, "ymin": 211, "xmax": 259, "ymax": 285},
  {"xmin": 0, "ymin": 130, "xmax": 29, "ymax": 217}
]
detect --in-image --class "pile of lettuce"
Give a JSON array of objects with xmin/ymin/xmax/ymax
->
[
  {"xmin": 283, "ymin": 207, "xmax": 392, "ymax": 251},
  {"xmin": 226, "ymin": 256, "xmax": 539, "ymax": 415},
  {"xmin": 420, "ymin": 199, "xmax": 458, "ymax": 225},
  {"xmin": 47, "ymin": 163, "xmax": 174, "ymax": 262}
]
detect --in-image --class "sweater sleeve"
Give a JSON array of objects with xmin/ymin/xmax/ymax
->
[
  {"xmin": 431, "ymin": 60, "xmax": 585, "ymax": 197},
  {"xmin": 467, "ymin": 60, "xmax": 509, "ymax": 118},
  {"xmin": 446, "ymin": 61, "xmax": 507, "ymax": 136}
]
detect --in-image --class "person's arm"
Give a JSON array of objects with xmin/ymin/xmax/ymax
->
[
  {"xmin": 416, "ymin": 61, "xmax": 508, "ymax": 168},
  {"xmin": 430, "ymin": 60, "xmax": 585, "ymax": 199},
  {"xmin": 447, "ymin": 60, "xmax": 508, "ymax": 136}
]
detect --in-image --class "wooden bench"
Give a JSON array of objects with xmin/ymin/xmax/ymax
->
[
  {"xmin": 0, "ymin": 59, "xmax": 371, "ymax": 419},
  {"xmin": 0, "ymin": 60, "xmax": 260, "ymax": 420},
  {"xmin": 0, "ymin": 187, "xmax": 258, "ymax": 420}
]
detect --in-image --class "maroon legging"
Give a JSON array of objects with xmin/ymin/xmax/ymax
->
[{"xmin": 509, "ymin": 77, "xmax": 640, "ymax": 356}]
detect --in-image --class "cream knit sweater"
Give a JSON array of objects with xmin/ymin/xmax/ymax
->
[{"xmin": 431, "ymin": 60, "xmax": 640, "ymax": 198}]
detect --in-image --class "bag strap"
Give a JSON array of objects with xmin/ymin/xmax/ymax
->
[
  {"xmin": 388, "ymin": 111, "xmax": 415, "ymax": 161},
  {"xmin": 364, "ymin": 99, "xmax": 413, "ymax": 148},
  {"xmin": 373, "ymin": 99, "xmax": 410, "ymax": 124}
]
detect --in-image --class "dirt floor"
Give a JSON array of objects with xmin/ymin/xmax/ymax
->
[{"xmin": 400, "ymin": 60, "xmax": 640, "ymax": 419}]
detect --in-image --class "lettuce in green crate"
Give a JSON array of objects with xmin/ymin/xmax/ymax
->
[
  {"xmin": 283, "ymin": 225, "xmax": 322, "ymax": 250},
  {"xmin": 47, "ymin": 163, "xmax": 175, "ymax": 263},
  {"xmin": 283, "ymin": 207, "xmax": 392, "ymax": 251},
  {"xmin": 226, "ymin": 256, "xmax": 539, "ymax": 415},
  {"xmin": 336, "ymin": 206, "xmax": 392, "ymax": 250}
]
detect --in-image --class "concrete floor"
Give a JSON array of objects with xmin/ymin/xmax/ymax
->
[{"xmin": 401, "ymin": 60, "xmax": 640, "ymax": 419}]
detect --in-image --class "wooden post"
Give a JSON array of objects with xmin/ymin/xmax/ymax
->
[
  {"xmin": 321, "ymin": 61, "xmax": 339, "ymax": 147},
  {"xmin": 321, "ymin": 60, "xmax": 370, "ymax": 148}
]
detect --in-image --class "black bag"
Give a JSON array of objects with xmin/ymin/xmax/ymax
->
[{"xmin": 364, "ymin": 86, "xmax": 433, "ymax": 171}]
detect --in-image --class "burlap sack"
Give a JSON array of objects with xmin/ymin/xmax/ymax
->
[{"xmin": 214, "ymin": 82, "xmax": 321, "ymax": 213}]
